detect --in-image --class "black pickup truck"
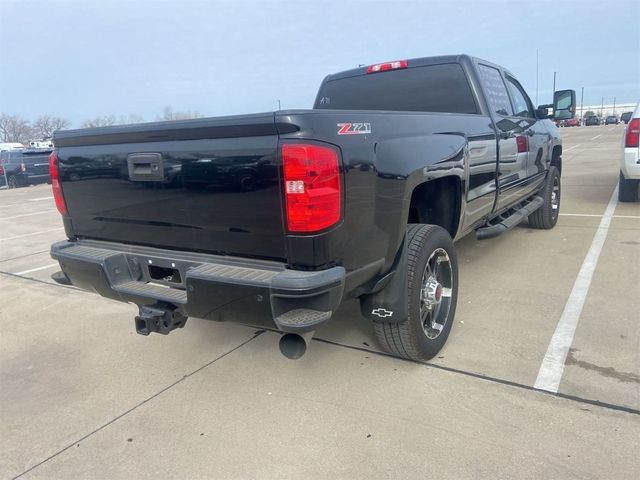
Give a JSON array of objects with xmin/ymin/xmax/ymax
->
[{"xmin": 50, "ymin": 55, "xmax": 575, "ymax": 361}]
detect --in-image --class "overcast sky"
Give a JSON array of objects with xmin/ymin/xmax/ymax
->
[{"xmin": 1, "ymin": 0, "xmax": 639, "ymax": 126}]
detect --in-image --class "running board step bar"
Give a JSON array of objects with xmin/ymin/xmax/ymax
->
[{"xmin": 475, "ymin": 196, "xmax": 544, "ymax": 240}]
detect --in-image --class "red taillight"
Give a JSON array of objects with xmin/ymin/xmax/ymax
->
[
  {"xmin": 282, "ymin": 143, "xmax": 341, "ymax": 233},
  {"xmin": 366, "ymin": 60, "xmax": 408, "ymax": 74},
  {"xmin": 0, "ymin": 166, "xmax": 4, "ymax": 175},
  {"xmin": 516, "ymin": 135, "xmax": 529, "ymax": 153},
  {"xmin": 625, "ymin": 118, "xmax": 639, "ymax": 148},
  {"xmin": 20, "ymin": 163, "xmax": 26, "ymax": 172},
  {"xmin": 49, "ymin": 152, "xmax": 67, "ymax": 215}
]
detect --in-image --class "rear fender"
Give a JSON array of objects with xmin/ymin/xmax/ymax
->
[
  {"xmin": 376, "ymin": 133, "xmax": 466, "ymax": 189},
  {"xmin": 374, "ymin": 133, "xmax": 467, "ymax": 259}
]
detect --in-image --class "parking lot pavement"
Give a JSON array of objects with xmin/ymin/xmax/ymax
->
[
  {"xmin": 560, "ymin": 215, "xmax": 640, "ymax": 408},
  {"xmin": 0, "ymin": 277, "xmax": 259, "ymax": 479},
  {"xmin": 13, "ymin": 331, "xmax": 640, "ymax": 480},
  {"xmin": 0, "ymin": 186, "xmax": 62, "ymax": 264},
  {"xmin": 1, "ymin": 126, "xmax": 639, "ymax": 479}
]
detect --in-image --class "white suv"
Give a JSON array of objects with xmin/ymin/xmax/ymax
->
[{"xmin": 620, "ymin": 102, "xmax": 640, "ymax": 202}]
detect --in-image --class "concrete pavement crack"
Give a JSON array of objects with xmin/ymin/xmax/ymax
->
[
  {"xmin": 10, "ymin": 331, "xmax": 265, "ymax": 480},
  {"xmin": 0, "ymin": 250, "xmax": 49, "ymax": 264},
  {"xmin": 0, "ymin": 270, "xmax": 81, "ymax": 292},
  {"xmin": 311, "ymin": 336, "xmax": 640, "ymax": 416}
]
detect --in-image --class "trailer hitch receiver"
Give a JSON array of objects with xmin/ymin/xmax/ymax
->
[{"xmin": 135, "ymin": 303, "xmax": 188, "ymax": 335}]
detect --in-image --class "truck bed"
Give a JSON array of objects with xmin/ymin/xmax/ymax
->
[{"xmin": 54, "ymin": 108, "xmax": 494, "ymax": 276}]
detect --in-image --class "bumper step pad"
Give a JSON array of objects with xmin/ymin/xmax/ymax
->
[{"xmin": 275, "ymin": 308, "xmax": 332, "ymax": 330}]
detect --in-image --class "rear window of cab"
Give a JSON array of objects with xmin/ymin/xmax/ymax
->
[{"xmin": 315, "ymin": 63, "xmax": 478, "ymax": 115}]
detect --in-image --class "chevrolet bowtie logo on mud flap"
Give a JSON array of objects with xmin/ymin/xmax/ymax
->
[{"xmin": 371, "ymin": 308, "xmax": 393, "ymax": 318}]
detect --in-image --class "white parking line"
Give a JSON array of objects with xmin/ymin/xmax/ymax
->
[
  {"xmin": 560, "ymin": 213, "xmax": 640, "ymax": 219},
  {"xmin": 590, "ymin": 134, "xmax": 602, "ymax": 140},
  {"xmin": 14, "ymin": 263, "xmax": 58, "ymax": 276},
  {"xmin": 534, "ymin": 186, "xmax": 618, "ymax": 393},
  {"xmin": 560, "ymin": 213, "xmax": 601, "ymax": 217},
  {"xmin": 28, "ymin": 196, "xmax": 54, "ymax": 202},
  {"xmin": 0, "ymin": 210, "xmax": 56, "ymax": 220},
  {"xmin": 0, "ymin": 228, "xmax": 63, "ymax": 242},
  {"xmin": 563, "ymin": 144, "xmax": 580, "ymax": 152}
]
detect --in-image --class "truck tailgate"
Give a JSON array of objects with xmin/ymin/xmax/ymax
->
[{"xmin": 55, "ymin": 113, "xmax": 287, "ymax": 260}]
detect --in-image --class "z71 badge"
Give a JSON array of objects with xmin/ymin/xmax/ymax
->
[{"xmin": 337, "ymin": 122, "xmax": 371, "ymax": 135}]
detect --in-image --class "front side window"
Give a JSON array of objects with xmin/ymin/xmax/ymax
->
[
  {"xmin": 477, "ymin": 64, "xmax": 513, "ymax": 117},
  {"xmin": 505, "ymin": 77, "xmax": 533, "ymax": 118}
]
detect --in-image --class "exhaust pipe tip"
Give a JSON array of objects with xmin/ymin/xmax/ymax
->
[{"xmin": 279, "ymin": 332, "xmax": 313, "ymax": 360}]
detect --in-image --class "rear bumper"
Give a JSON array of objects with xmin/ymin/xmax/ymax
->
[{"xmin": 51, "ymin": 240, "xmax": 345, "ymax": 333}]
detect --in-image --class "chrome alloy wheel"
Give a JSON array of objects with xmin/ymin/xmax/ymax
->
[{"xmin": 420, "ymin": 248, "xmax": 453, "ymax": 339}]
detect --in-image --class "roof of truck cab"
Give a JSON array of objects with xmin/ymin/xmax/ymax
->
[{"xmin": 324, "ymin": 54, "xmax": 510, "ymax": 82}]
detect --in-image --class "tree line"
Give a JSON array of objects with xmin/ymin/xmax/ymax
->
[{"xmin": 0, "ymin": 106, "xmax": 203, "ymax": 144}]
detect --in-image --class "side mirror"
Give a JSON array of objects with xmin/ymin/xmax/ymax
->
[{"xmin": 553, "ymin": 89, "xmax": 576, "ymax": 120}]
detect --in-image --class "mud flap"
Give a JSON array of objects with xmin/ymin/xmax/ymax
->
[{"xmin": 359, "ymin": 234, "xmax": 408, "ymax": 323}]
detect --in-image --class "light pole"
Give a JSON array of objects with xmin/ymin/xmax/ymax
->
[
  {"xmin": 535, "ymin": 49, "xmax": 539, "ymax": 105},
  {"xmin": 613, "ymin": 97, "xmax": 616, "ymax": 116},
  {"xmin": 601, "ymin": 97, "xmax": 604, "ymax": 119},
  {"xmin": 552, "ymin": 71, "xmax": 556, "ymax": 97},
  {"xmin": 580, "ymin": 87, "xmax": 584, "ymax": 122}
]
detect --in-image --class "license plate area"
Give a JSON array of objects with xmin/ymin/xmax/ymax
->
[
  {"xmin": 148, "ymin": 265, "xmax": 182, "ymax": 284},
  {"xmin": 124, "ymin": 255, "xmax": 197, "ymax": 289}
]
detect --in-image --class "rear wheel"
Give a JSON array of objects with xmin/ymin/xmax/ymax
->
[
  {"xmin": 618, "ymin": 171, "xmax": 639, "ymax": 202},
  {"xmin": 373, "ymin": 224, "xmax": 458, "ymax": 361},
  {"xmin": 528, "ymin": 166, "xmax": 560, "ymax": 229}
]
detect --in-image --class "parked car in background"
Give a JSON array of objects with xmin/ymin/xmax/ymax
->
[
  {"xmin": 605, "ymin": 115, "xmax": 619, "ymax": 125},
  {"xmin": 585, "ymin": 115, "xmax": 600, "ymax": 126},
  {"xmin": 564, "ymin": 117, "xmax": 580, "ymax": 127},
  {"xmin": 619, "ymin": 104, "xmax": 640, "ymax": 202},
  {"xmin": 0, "ymin": 149, "xmax": 52, "ymax": 188},
  {"xmin": 620, "ymin": 111, "xmax": 633, "ymax": 124},
  {"xmin": 29, "ymin": 139, "xmax": 54, "ymax": 149},
  {"xmin": 0, "ymin": 142, "xmax": 25, "ymax": 152}
]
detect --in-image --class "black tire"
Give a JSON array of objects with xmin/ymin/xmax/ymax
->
[
  {"xmin": 618, "ymin": 171, "xmax": 639, "ymax": 202},
  {"xmin": 373, "ymin": 224, "xmax": 458, "ymax": 361},
  {"xmin": 528, "ymin": 166, "xmax": 560, "ymax": 229},
  {"xmin": 7, "ymin": 175, "xmax": 17, "ymax": 189}
]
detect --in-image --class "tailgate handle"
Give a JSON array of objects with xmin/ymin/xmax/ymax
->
[{"xmin": 127, "ymin": 153, "xmax": 164, "ymax": 181}]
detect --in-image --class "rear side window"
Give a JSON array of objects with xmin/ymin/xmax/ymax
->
[
  {"xmin": 477, "ymin": 64, "xmax": 513, "ymax": 117},
  {"xmin": 315, "ymin": 63, "xmax": 478, "ymax": 114}
]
